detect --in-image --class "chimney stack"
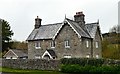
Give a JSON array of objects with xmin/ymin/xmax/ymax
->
[
  {"xmin": 35, "ymin": 16, "xmax": 42, "ymax": 29},
  {"xmin": 74, "ymin": 12, "xmax": 85, "ymax": 24}
]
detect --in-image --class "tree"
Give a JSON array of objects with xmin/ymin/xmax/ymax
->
[
  {"xmin": 11, "ymin": 40, "xmax": 28, "ymax": 50},
  {"xmin": 109, "ymin": 25, "xmax": 120, "ymax": 33},
  {"xmin": 2, "ymin": 19, "xmax": 13, "ymax": 52}
]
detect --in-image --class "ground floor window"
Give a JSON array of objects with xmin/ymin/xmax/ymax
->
[
  {"xmin": 86, "ymin": 54, "xmax": 90, "ymax": 58},
  {"xmin": 96, "ymin": 55, "xmax": 99, "ymax": 59},
  {"xmin": 35, "ymin": 55, "xmax": 40, "ymax": 59},
  {"xmin": 64, "ymin": 55, "xmax": 71, "ymax": 58}
]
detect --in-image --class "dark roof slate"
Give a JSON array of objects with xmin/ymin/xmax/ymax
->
[
  {"xmin": 27, "ymin": 23, "xmax": 62, "ymax": 40},
  {"xmin": 47, "ymin": 49, "xmax": 57, "ymax": 57},
  {"xmin": 85, "ymin": 23, "xmax": 98, "ymax": 38},
  {"xmin": 27, "ymin": 18, "xmax": 100, "ymax": 40},
  {"xmin": 11, "ymin": 49, "xmax": 28, "ymax": 57}
]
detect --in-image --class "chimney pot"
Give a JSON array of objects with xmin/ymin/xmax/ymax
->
[
  {"xmin": 35, "ymin": 16, "xmax": 42, "ymax": 29},
  {"xmin": 74, "ymin": 11, "xmax": 85, "ymax": 23}
]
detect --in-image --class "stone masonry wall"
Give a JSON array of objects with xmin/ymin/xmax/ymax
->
[
  {"xmin": 28, "ymin": 24, "xmax": 93, "ymax": 59},
  {"xmin": 2, "ymin": 59, "xmax": 60, "ymax": 70},
  {"xmin": 2, "ymin": 59, "xmax": 120, "ymax": 70}
]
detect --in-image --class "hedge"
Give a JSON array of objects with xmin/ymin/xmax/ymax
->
[
  {"xmin": 61, "ymin": 58, "xmax": 120, "ymax": 66},
  {"xmin": 61, "ymin": 64, "xmax": 120, "ymax": 73},
  {"xmin": 60, "ymin": 58, "xmax": 120, "ymax": 73}
]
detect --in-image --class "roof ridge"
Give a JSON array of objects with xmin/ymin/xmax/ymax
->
[
  {"xmin": 86, "ymin": 22, "xmax": 98, "ymax": 25},
  {"xmin": 41, "ymin": 22, "xmax": 62, "ymax": 26}
]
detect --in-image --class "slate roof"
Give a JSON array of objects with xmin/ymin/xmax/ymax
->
[
  {"xmin": 27, "ymin": 23, "xmax": 62, "ymax": 40},
  {"xmin": 4, "ymin": 49, "xmax": 28, "ymax": 57},
  {"xmin": 12, "ymin": 49, "xmax": 28, "ymax": 57},
  {"xmin": 27, "ymin": 18, "xmax": 99, "ymax": 40},
  {"xmin": 46, "ymin": 49, "xmax": 57, "ymax": 58},
  {"xmin": 86, "ymin": 23, "xmax": 98, "ymax": 38}
]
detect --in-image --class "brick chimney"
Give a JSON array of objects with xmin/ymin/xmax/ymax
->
[
  {"xmin": 35, "ymin": 16, "xmax": 42, "ymax": 29},
  {"xmin": 74, "ymin": 12, "xmax": 85, "ymax": 24}
]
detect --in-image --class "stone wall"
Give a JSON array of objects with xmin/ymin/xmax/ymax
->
[
  {"xmin": 2, "ymin": 59, "xmax": 120, "ymax": 70},
  {"xmin": 2, "ymin": 59, "xmax": 60, "ymax": 70},
  {"xmin": 93, "ymin": 28, "xmax": 102, "ymax": 58}
]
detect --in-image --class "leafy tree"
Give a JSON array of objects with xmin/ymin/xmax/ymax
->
[
  {"xmin": 109, "ymin": 25, "xmax": 120, "ymax": 33},
  {"xmin": 102, "ymin": 25, "xmax": 120, "ymax": 59},
  {"xmin": 10, "ymin": 40, "xmax": 28, "ymax": 50},
  {"xmin": 2, "ymin": 20, "xmax": 13, "ymax": 52}
]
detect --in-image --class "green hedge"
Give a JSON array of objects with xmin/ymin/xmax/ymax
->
[
  {"xmin": 60, "ymin": 58, "xmax": 120, "ymax": 73},
  {"xmin": 61, "ymin": 58, "xmax": 120, "ymax": 66},
  {"xmin": 61, "ymin": 64, "xmax": 120, "ymax": 73}
]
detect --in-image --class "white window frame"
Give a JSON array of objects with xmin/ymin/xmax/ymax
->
[
  {"xmin": 86, "ymin": 54, "xmax": 90, "ymax": 58},
  {"xmin": 86, "ymin": 41, "xmax": 89, "ymax": 48},
  {"xmin": 96, "ymin": 55, "xmax": 99, "ymax": 59},
  {"xmin": 51, "ymin": 41, "xmax": 55, "ymax": 48},
  {"xmin": 35, "ymin": 55, "xmax": 41, "ymax": 59},
  {"xmin": 35, "ymin": 42, "xmax": 41, "ymax": 49},
  {"xmin": 65, "ymin": 40, "xmax": 70, "ymax": 48},
  {"xmin": 64, "ymin": 55, "xmax": 71, "ymax": 58},
  {"xmin": 96, "ymin": 42, "xmax": 98, "ymax": 48}
]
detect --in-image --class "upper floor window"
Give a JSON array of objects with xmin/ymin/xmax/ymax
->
[
  {"xmin": 86, "ymin": 41, "xmax": 89, "ymax": 48},
  {"xmin": 35, "ymin": 42, "xmax": 41, "ymax": 49},
  {"xmin": 65, "ymin": 40, "xmax": 70, "ymax": 48},
  {"xmin": 51, "ymin": 41, "xmax": 55, "ymax": 48},
  {"xmin": 96, "ymin": 42, "xmax": 98, "ymax": 48}
]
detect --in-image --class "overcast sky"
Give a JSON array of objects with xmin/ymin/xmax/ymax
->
[{"xmin": 0, "ymin": 0, "xmax": 119, "ymax": 41}]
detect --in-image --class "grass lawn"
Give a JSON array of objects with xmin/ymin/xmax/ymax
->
[{"xmin": 0, "ymin": 67, "xmax": 67, "ymax": 74}]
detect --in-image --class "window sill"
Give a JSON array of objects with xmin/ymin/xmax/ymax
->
[
  {"xmin": 65, "ymin": 46, "xmax": 70, "ymax": 48},
  {"xmin": 35, "ymin": 47, "xmax": 41, "ymax": 49},
  {"xmin": 51, "ymin": 47, "xmax": 55, "ymax": 49}
]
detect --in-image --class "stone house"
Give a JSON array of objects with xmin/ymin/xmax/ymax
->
[
  {"xmin": 27, "ymin": 12, "xmax": 102, "ymax": 59},
  {"xmin": 3, "ymin": 49, "xmax": 28, "ymax": 59}
]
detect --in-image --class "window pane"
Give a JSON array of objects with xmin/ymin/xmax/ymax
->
[
  {"xmin": 35, "ymin": 55, "xmax": 40, "ymax": 59},
  {"xmin": 51, "ymin": 41, "xmax": 55, "ymax": 47},
  {"xmin": 35, "ymin": 42, "xmax": 41, "ymax": 49},
  {"xmin": 96, "ymin": 42, "xmax": 98, "ymax": 48},
  {"xmin": 86, "ymin": 41, "xmax": 89, "ymax": 47},
  {"xmin": 65, "ymin": 40, "xmax": 70, "ymax": 48},
  {"xmin": 64, "ymin": 55, "xmax": 71, "ymax": 58}
]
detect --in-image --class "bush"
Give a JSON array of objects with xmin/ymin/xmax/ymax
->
[
  {"xmin": 61, "ymin": 58, "xmax": 87, "ymax": 66},
  {"xmin": 60, "ymin": 58, "xmax": 120, "ymax": 73},
  {"xmin": 61, "ymin": 64, "xmax": 120, "ymax": 73},
  {"xmin": 61, "ymin": 58, "xmax": 120, "ymax": 66}
]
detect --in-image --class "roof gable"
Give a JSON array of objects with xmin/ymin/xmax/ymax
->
[
  {"xmin": 86, "ymin": 22, "xmax": 102, "ymax": 39},
  {"xmin": 3, "ymin": 49, "xmax": 18, "ymax": 57},
  {"xmin": 65, "ymin": 18, "xmax": 91, "ymax": 38},
  {"xmin": 42, "ymin": 49, "xmax": 57, "ymax": 59},
  {"xmin": 3, "ymin": 49, "xmax": 28, "ymax": 57}
]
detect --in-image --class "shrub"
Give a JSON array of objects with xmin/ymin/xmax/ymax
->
[
  {"xmin": 61, "ymin": 58, "xmax": 87, "ymax": 66},
  {"xmin": 61, "ymin": 65, "xmax": 120, "ymax": 73}
]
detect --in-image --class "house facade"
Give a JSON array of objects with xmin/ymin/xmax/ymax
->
[{"xmin": 27, "ymin": 12, "xmax": 102, "ymax": 59}]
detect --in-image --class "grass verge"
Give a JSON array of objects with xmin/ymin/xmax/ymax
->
[{"xmin": 0, "ymin": 67, "xmax": 66, "ymax": 74}]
